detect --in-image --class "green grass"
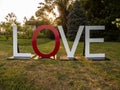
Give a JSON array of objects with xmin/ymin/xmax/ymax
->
[{"xmin": 0, "ymin": 37, "xmax": 120, "ymax": 90}]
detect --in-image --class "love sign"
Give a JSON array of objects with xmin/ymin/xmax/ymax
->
[{"xmin": 12, "ymin": 24, "xmax": 105, "ymax": 60}]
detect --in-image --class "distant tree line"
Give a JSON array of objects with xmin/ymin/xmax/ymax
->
[
  {"xmin": 82, "ymin": 0, "xmax": 120, "ymax": 41},
  {"xmin": 35, "ymin": 0, "xmax": 120, "ymax": 41},
  {"xmin": 0, "ymin": 13, "xmax": 33, "ymax": 40},
  {"xmin": 0, "ymin": 0, "xmax": 120, "ymax": 41}
]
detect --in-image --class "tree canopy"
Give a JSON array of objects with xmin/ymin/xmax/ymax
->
[{"xmin": 67, "ymin": 0, "xmax": 87, "ymax": 41}]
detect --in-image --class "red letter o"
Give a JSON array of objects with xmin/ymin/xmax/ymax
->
[{"xmin": 32, "ymin": 25, "xmax": 60, "ymax": 58}]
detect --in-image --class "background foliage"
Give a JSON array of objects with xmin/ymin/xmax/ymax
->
[{"xmin": 0, "ymin": 0, "xmax": 120, "ymax": 41}]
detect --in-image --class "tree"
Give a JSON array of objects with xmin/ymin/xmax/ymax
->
[
  {"xmin": 1, "ymin": 12, "xmax": 21, "ymax": 40},
  {"xmin": 0, "ymin": 22, "xmax": 12, "ymax": 40},
  {"xmin": 25, "ymin": 16, "xmax": 46, "ymax": 27},
  {"xmin": 112, "ymin": 18, "xmax": 120, "ymax": 30},
  {"xmin": 5, "ymin": 12, "xmax": 17, "ymax": 24},
  {"xmin": 84, "ymin": 0, "xmax": 120, "ymax": 41},
  {"xmin": 67, "ymin": 0, "xmax": 87, "ymax": 41},
  {"xmin": 112, "ymin": 18, "xmax": 120, "ymax": 41},
  {"xmin": 22, "ymin": 25, "xmax": 33, "ymax": 39},
  {"xmin": 67, "ymin": 0, "xmax": 87, "ymax": 56},
  {"xmin": 36, "ymin": 0, "xmax": 74, "ymax": 33},
  {"xmin": 55, "ymin": 0, "xmax": 73, "ymax": 33},
  {"xmin": 35, "ymin": 2, "xmax": 52, "ymax": 25},
  {"xmin": 23, "ymin": 16, "xmax": 28, "ymax": 24}
]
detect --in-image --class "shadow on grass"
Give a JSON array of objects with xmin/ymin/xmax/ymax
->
[
  {"xmin": 89, "ymin": 57, "xmax": 110, "ymax": 61},
  {"xmin": 60, "ymin": 59, "xmax": 79, "ymax": 62}
]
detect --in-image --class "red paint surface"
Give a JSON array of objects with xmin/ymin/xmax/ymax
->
[{"xmin": 32, "ymin": 25, "xmax": 60, "ymax": 58}]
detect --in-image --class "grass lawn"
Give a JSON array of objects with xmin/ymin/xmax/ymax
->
[{"xmin": 0, "ymin": 37, "xmax": 120, "ymax": 90}]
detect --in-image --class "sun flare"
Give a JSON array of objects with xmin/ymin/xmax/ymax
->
[{"xmin": 48, "ymin": 13, "xmax": 55, "ymax": 20}]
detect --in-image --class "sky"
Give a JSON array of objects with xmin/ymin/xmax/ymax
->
[{"xmin": 0, "ymin": 0, "xmax": 44, "ymax": 24}]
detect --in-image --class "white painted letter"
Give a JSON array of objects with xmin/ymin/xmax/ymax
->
[
  {"xmin": 13, "ymin": 24, "xmax": 31, "ymax": 59},
  {"xmin": 58, "ymin": 26, "xmax": 84, "ymax": 60},
  {"xmin": 85, "ymin": 26, "xmax": 105, "ymax": 60}
]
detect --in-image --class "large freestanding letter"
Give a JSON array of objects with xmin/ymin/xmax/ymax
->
[
  {"xmin": 58, "ymin": 26, "xmax": 84, "ymax": 60},
  {"xmin": 85, "ymin": 26, "xmax": 105, "ymax": 60},
  {"xmin": 32, "ymin": 25, "xmax": 60, "ymax": 58},
  {"xmin": 13, "ymin": 24, "xmax": 31, "ymax": 59}
]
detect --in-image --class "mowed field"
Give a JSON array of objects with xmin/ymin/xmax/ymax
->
[{"xmin": 0, "ymin": 37, "xmax": 120, "ymax": 90}]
